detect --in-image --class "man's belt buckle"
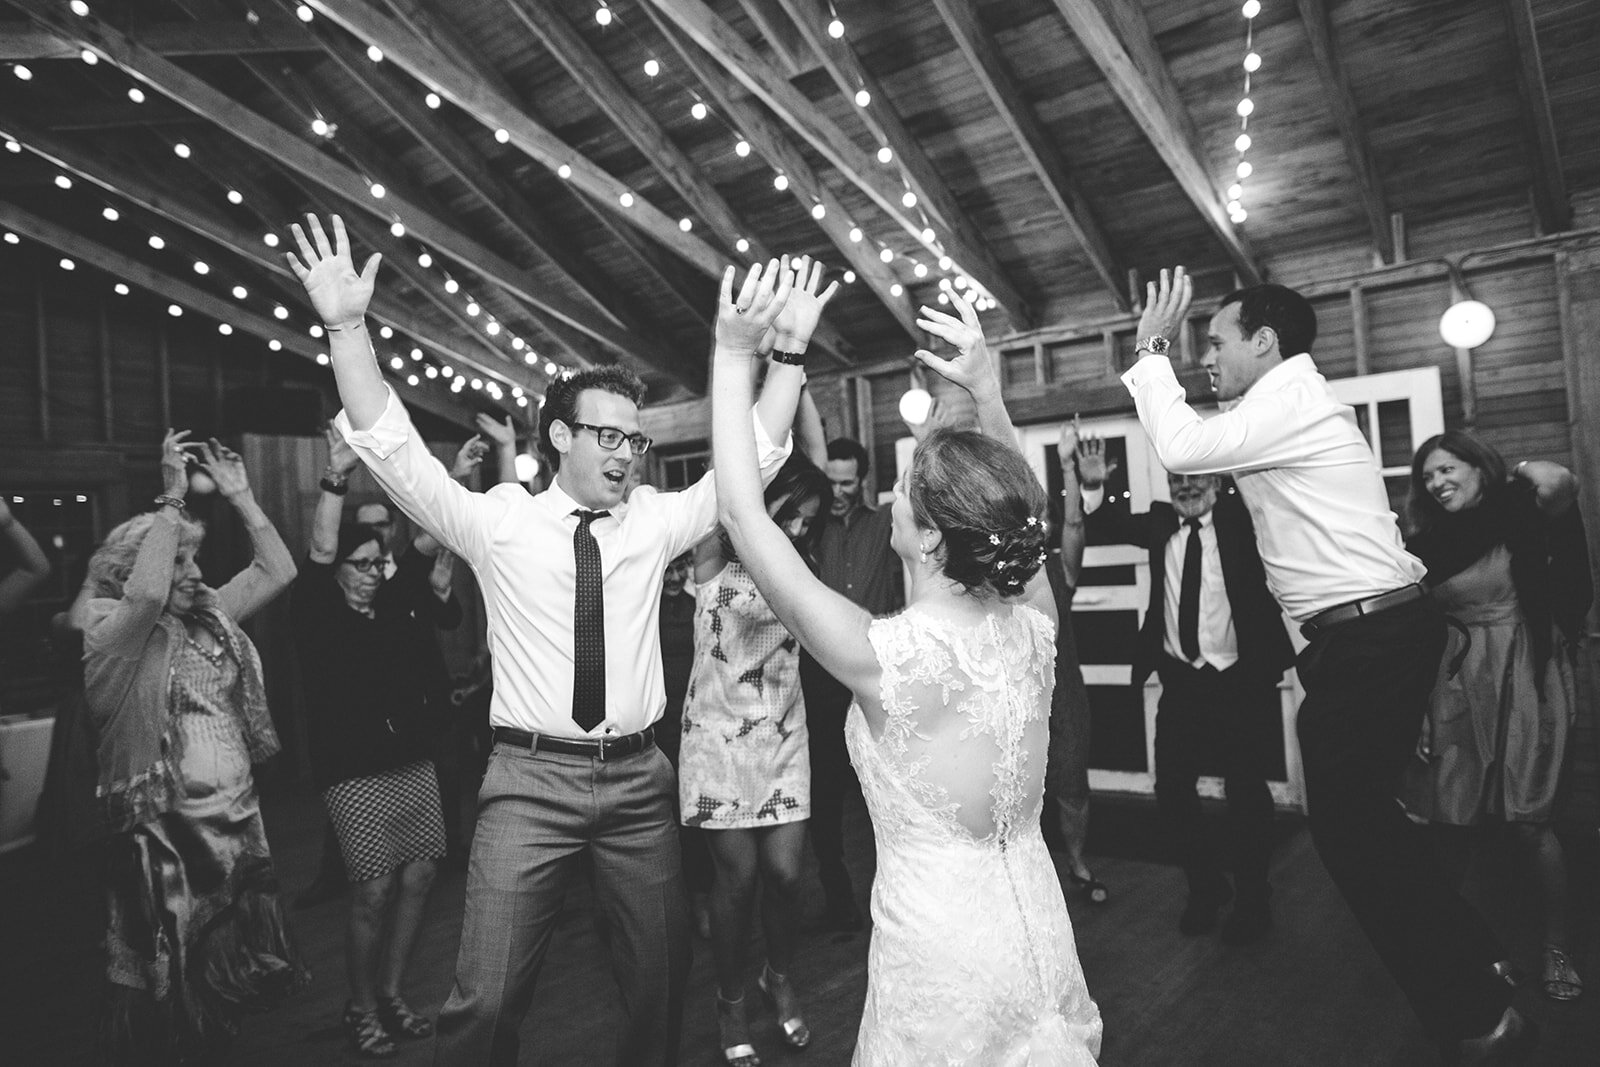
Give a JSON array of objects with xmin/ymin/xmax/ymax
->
[{"xmin": 595, "ymin": 735, "xmax": 611, "ymax": 762}]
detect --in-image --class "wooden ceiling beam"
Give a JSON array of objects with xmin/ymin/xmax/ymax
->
[
  {"xmin": 1049, "ymin": 0, "xmax": 1260, "ymax": 283},
  {"xmin": 644, "ymin": 0, "xmax": 1031, "ymax": 329},
  {"xmin": 774, "ymin": 0, "xmax": 1047, "ymax": 317},
  {"xmin": 0, "ymin": 20, "xmax": 321, "ymax": 60},
  {"xmin": 10, "ymin": 0, "xmax": 696, "ymax": 388},
  {"xmin": 0, "ymin": 201, "xmax": 487, "ymax": 428},
  {"xmin": 925, "ymin": 0, "xmax": 1125, "ymax": 311},
  {"xmin": 644, "ymin": 6, "xmax": 921, "ymax": 341},
  {"xmin": 1502, "ymin": 0, "xmax": 1571, "ymax": 234},
  {"xmin": 0, "ymin": 113, "xmax": 526, "ymax": 389},
  {"xmin": 502, "ymin": 0, "xmax": 758, "ymax": 265},
  {"xmin": 1294, "ymin": 0, "xmax": 1392, "ymax": 262},
  {"xmin": 303, "ymin": 0, "xmax": 727, "ymax": 280},
  {"xmin": 731, "ymin": 0, "xmax": 808, "ymax": 78}
]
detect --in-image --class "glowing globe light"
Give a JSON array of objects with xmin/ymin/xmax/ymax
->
[
  {"xmin": 898, "ymin": 388, "xmax": 933, "ymax": 426},
  {"xmin": 1439, "ymin": 300, "xmax": 1496, "ymax": 349}
]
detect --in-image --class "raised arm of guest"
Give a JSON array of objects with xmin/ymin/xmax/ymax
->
[
  {"xmin": 310, "ymin": 424, "xmax": 361, "ymax": 564},
  {"xmin": 471, "ymin": 413, "xmax": 522, "ymax": 486},
  {"xmin": 914, "ymin": 294, "xmax": 1016, "ymax": 447},
  {"xmin": 203, "ymin": 440, "xmax": 296, "ymax": 625},
  {"xmin": 448, "ymin": 434, "xmax": 489, "ymax": 484},
  {"xmin": 0, "ymin": 495, "xmax": 51, "ymax": 616},
  {"xmin": 288, "ymin": 214, "xmax": 504, "ymax": 566},
  {"xmin": 756, "ymin": 256, "xmax": 837, "ymax": 452},
  {"xmin": 1512, "ymin": 458, "xmax": 1579, "ymax": 517},
  {"xmin": 910, "ymin": 293, "xmax": 1055, "ymax": 626},
  {"xmin": 794, "ymin": 386, "xmax": 828, "ymax": 470},
  {"xmin": 1057, "ymin": 421, "xmax": 1088, "ymax": 590},
  {"xmin": 713, "ymin": 262, "xmax": 879, "ymax": 700}
]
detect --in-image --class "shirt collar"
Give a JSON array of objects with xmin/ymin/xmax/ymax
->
[
  {"xmin": 538, "ymin": 479, "xmax": 627, "ymax": 522},
  {"xmin": 1243, "ymin": 352, "xmax": 1317, "ymax": 399}
]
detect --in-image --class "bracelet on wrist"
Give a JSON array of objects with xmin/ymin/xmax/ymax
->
[
  {"xmin": 324, "ymin": 318, "xmax": 365, "ymax": 333},
  {"xmin": 154, "ymin": 494, "xmax": 187, "ymax": 512},
  {"xmin": 770, "ymin": 348, "xmax": 808, "ymax": 367},
  {"xmin": 319, "ymin": 476, "xmax": 350, "ymax": 496}
]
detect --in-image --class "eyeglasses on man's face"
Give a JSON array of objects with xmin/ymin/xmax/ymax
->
[
  {"xmin": 566, "ymin": 421, "xmax": 653, "ymax": 454},
  {"xmin": 339, "ymin": 556, "xmax": 385, "ymax": 573}
]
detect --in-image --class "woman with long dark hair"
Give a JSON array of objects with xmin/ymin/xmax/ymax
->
[
  {"xmin": 1400, "ymin": 429, "xmax": 1589, "ymax": 1002},
  {"xmin": 82, "ymin": 431, "xmax": 304, "ymax": 1063}
]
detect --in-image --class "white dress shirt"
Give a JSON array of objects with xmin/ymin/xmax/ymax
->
[
  {"xmin": 337, "ymin": 387, "xmax": 791, "ymax": 738},
  {"xmin": 1121, "ymin": 352, "xmax": 1424, "ymax": 621},
  {"xmin": 1162, "ymin": 511, "xmax": 1238, "ymax": 670}
]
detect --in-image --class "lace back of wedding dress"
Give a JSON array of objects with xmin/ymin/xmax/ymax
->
[{"xmin": 868, "ymin": 606, "xmax": 1055, "ymax": 844}]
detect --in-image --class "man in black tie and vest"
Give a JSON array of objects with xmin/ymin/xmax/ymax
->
[
  {"xmin": 1087, "ymin": 468, "xmax": 1293, "ymax": 944},
  {"xmin": 294, "ymin": 213, "xmax": 806, "ymax": 1065}
]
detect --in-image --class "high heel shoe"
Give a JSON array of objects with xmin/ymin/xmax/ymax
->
[
  {"xmin": 1065, "ymin": 868, "xmax": 1109, "ymax": 905},
  {"xmin": 716, "ymin": 994, "xmax": 760, "ymax": 1066},
  {"xmin": 757, "ymin": 964, "xmax": 811, "ymax": 1049}
]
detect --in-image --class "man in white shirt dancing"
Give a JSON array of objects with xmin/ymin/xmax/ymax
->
[
  {"xmin": 1121, "ymin": 268, "xmax": 1529, "ymax": 1062},
  {"xmin": 287, "ymin": 214, "xmax": 807, "ymax": 1065}
]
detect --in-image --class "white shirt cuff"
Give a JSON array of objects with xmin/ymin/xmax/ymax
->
[
  {"xmin": 1121, "ymin": 352, "xmax": 1176, "ymax": 394},
  {"xmin": 751, "ymin": 407, "xmax": 793, "ymax": 468},
  {"xmin": 333, "ymin": 385, "xmax": 409, "ymax": 460},
  {"xmin": 1081, "ymin": 485, "xmax": 1106, "ymax": 514}
]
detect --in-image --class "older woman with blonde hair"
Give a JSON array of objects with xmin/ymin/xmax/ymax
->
[{"xmin": 83, "ymin": 430, "xmax": 303, "ymax": 1064}]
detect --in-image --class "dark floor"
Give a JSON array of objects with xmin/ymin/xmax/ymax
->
[{"xmin": 4, "ymin": 781, "xmax": 1597, "ymax": 1066}]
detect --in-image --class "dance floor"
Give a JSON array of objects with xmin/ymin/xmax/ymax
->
[{"xmin": 4, "ymin": 781, "xmax": 1596, "ymax": 1065}]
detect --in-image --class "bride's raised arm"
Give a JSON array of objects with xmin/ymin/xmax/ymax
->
[{"xmin": 712, "ymin": 261, "xmax": 878, "ymax": 700}]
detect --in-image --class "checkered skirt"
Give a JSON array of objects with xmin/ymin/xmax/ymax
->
[{"xmin": 322, "ymin": 759, "xmax": 447, "ymax": 882}]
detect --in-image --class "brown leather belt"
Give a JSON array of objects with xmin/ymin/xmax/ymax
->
[
  {"xmin": 1300, "ymin": 584, "xmax": 1426, "ymax": 639},
  {"xmin": 491, "ymin": 725, "xmax": 656, "ymax": 761}
]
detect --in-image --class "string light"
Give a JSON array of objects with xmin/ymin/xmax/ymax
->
[
  {"xmin": 619, "ymin": 191, "xmax": 634, "ymax": 207},
  {"xmin": 311, "ymin": 117, "xmax": 330, "ymax": 136},
  {"xmin": 736, "ymin": 238, "xmax": 750, "ymax": 253},
  {"xmin": 147, "ymin": 235, "xmax": 164, "ymax": 249},
  {"xmin": 380, "ymin": 326, "xmax": 395, "ymax": 339},
  {"xmin": 390, "ymin": 356, "xmax": 404, "ymax": 370},
  {"xmin": 1227, "ymin": 3, "xmax": 1261, "ymax": 226},
  {"xmin": 407, "ymin": 374, "xmax": 420, "ymax": 386},
  {"xmin": 828, "ymin": 18, "xmax": 845, "ymax": 39},
  {"xmin": 854, "ymin": 89, "xmax": 870, "ymax": 107},
  {"xmin": 644, "ymin": 59, "xmax": 660, "ymax": 78},
  {"xmin": 264, "ymin": 233, "xmax": 280, "ymax": 247},
  {"xmin": 59, "ymin": 258, "xmax": 75, "ymax": 271},
  {"xmin": 55, "ymin": 175, "xmax": 72, "ymax": 190},
  {"xmin": 70, "ymin": 1, "xmax": 90, "ymax": 14},
  {"xmin": 879, "ymin": 247, "xmax": 895, "ymax": 263},
  {"xmin": 877, "ymin": 147, "xmax": 893, "ymax": 164},
  {"xmin": 843, "ymin": 271, "xmax": 856, "ymax": 283},
  {"xmin": 495, "ymin": 128, "xmax": 510, "ymax": 143},
  {"xmin": 114, "ymin": 283, "xmax": 129, "ymax": 295},
  {"xmin": 369, "ymin": 182, "xmax": 385, "ymax": 198},
  {"xmin": 466, "ymin": 300, "xmax": 480, "ymax": 316},
  {"xmin": 444, "ymin": 278, "xmax": 459, "ymax": 294},
  {"xmin": 167, "ymin": 304, "xmax": 182, "ymax": 317},
  {"xmin": 849, "ymin": 227, "xmax": 863, "ymax": 243},
  {"xmin": 218, "ymin": 323, "xmax": 233, "ymax": 336},
  {"xmin": 367, "ymin": 45, "xmax": 384, "ymax": 63},
  {"xmin": 773, "ymin": 174, "xmax": 788, "ymax": 191},
  {"xmin": 734, "ymin": 139, "xmax": 751, "ymax": 157},
  {"xmin": 3, "ymin": 233, "xmax": 17, "ymax": 245},
  {"xmin": 4, "ymin": 140, "xmax": 18, "ymax": 153},
  {"xmin": 310, "ymin": 325, "xmax": 325, "ymax": 338},
  {"xmin": 272, "ymin": 340, "xmax": 285, "ymax": 352},
  {"xmin": 102, "ymin": 206, "xmax": 118, "ymax": 221},
  {"xmin": 410, "ymin": 347, "xmax": 422, "ymax": 359},
  {"xmin": 691, "ymin": 102, "xmax": 708, "ymax": 120},
  {"xmin": 418, "ymin": 251, "xmax": 433, "ymax": 268},
  {"xmin": 13, "ymin": 65, "xmax": 32, "ymax": 81},
  {"xmin": 487, "ymin": 321, "xmax": 502, "ymax": 335},
  {"xmin": 127, "ymin": 87, "xmax": 144, "ymax": 103},
  {"xmin": 811, "ymin": 204, "xmax": 826, "ymax": 220},
  {"xmin": 901, "ymin": 191, "xmax": 917, "ymax": 208},
  {"xmin": 679, "ymin": 217, "xmax": 693, "ymax": 231},
  {"xmin": 425, "ymin": 92, "xmax": 441, "ymax": 109},
  {"xmin": 232, "ymin": 285, "xmax": 248, "ymax": 299},
  {"xmin": 296, "ymin": 4, "xmax": 314, "ymax": 22},
  {"xmin": 315, "ymin": 352, "xmax": 329, "ymax": 365},
  {"xmin": 389, "ymin": 220, "xmax": 405, "ymax": 237},
  {"xmin": 192, "ymin": 260, "xmax": 209, "ymax": 275},
  {"xmin": 80, "ymin": 49, "xmax": 98, "ymax": 66},
  {"xmin": 889, "ymin": 283, "xmax": 903, "ymax": 296},
  {"xmin": 227, "ymin": 189, "xmax": 243, "ymax": 205},
  {"xmin": 173, "ymin": 143, "xmax": 191, "ymax": 159},
  {"xmin": 595, "ymin": 4, "xmax": 612, "ymax": 27},
  {"xmin": 273, "ymin": 305, "xmax": 289, "ymax": 320}
]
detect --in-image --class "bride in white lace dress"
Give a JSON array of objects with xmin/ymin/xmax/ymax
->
[{"xmin": 710, "ymin": 260, "xmax": 1102, "ymax": 1065}]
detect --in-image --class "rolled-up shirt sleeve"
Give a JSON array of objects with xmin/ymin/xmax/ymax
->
[
  {"xmin": 1121, "ymin": 354, "xmax": 1312, "ymax": 475},
  {"xmin": 334, "ymin": 385, "xmax": 504, "ymax": 565},
  {"xmin": 657, "ymin": 406, "xmax": 793, "ymax": 560}
]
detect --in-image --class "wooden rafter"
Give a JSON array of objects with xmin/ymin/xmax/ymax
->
[
  {"xmin": 303, "ymin": 0, "xmax": 726, "ymax": 278},
  {"xmin": 0, "ymin": 20, "xmax": 321, "ymax": 60},
  {"xmin": 1294, "ymin": 0, "xmax": 1391, "ymax": 261},
  {"xmin": 1049, "ymin": 0, "xmax": 1259, "ymax": 283},
  {"xmin": 644, "ymin": 0, "xmax": 1032, "ymax": 328},
  {"xmin": 0, "ymin": 113, "xmax": 526, "ymax": 389},
  {"xmin": 502, "ymin": 0, "xmax": 757, "ymax": 265},
  {"xmin": 925, "ymin": 0, "xmax": 1125, "ymax": 311},
  {"xmin": 1503, "ymin": 0, "xmax": 1571, "ymax": 234},
  {"xmin": 643, "ymin": 6, "xmax": 921, "ymax": 340},
  {"xmin": 0, "ymin": 201, "xmax": 485, "ymax": 428},
  {"xmin": 10, "ymin": 0, "xmax": 695, "ymax": 387},
  {"xmin": 732, "ymin": 0, "xmax": 808, "ymax": 77},
  {"xmin": 774, "ymin": 0, "xmax": 1050, "ymax": 316}
]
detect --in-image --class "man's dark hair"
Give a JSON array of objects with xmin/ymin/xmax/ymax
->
[
  {"xmin": 826, "ymin": 438, "xmax": 870, "ymax": 478},
  {"xmin": 1218, "ymin": 283, "xmax": 1317, "ymax": 359},
  {"xmin": 537, "ymin": 366, "xmax": 647, "ymax": 471}
]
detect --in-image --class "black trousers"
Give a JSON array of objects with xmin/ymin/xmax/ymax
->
[
  {"xmin": 1295, "ymin": 595, "xmax": 1509, "ymax": 1043},
  {"xmin": 1153, "ymin": 656, "xmax": 1278, "ymax": 904},
  {"xmin": 799, "ymin": 649, "xmax": 865, "ymax": 912}
]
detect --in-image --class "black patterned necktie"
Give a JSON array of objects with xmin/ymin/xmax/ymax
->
[
  {"xmin": 571, "ymin": 509, "xmax": 610, "ymax": 730},
  {"xmin": 1178, "ymin": 518, "xmax": 1202, "ymax": 663}
]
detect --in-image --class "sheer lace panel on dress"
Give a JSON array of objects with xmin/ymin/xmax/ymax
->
[{"xmin": 870, "ymin": 607, "xmax": 1055, "ymax": 842}]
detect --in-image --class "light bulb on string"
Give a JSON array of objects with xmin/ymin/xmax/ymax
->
[
  {"xmin": 390, "ymin": 220, "xmax": 405, "ymax": 237},
  {"xmin": 879, "ymin": 247, "xmax": 895, "ymax": 264},
  {"xmin": 848, "ymin": 227, "xmax": 863, "ymax": 243},
  {"xmin": 406, "ymin": 374, "xmax": 419, "ymax": 387},
  {"xmin": 595, "ymin": 5, "xmax": 612, "ymax": 27},
  {"xmin": 173, "ymin": 142, "xmax": 190, "ymax": 159},
  {"xmin": 878, "ymin": 146, "xmax": 893, "ymax": 164},
  {"xmin": 369, "ymin": 182, "xmax": 385, "ymax": 198},
  {"xmin": 147, "ymin": 234, "xmax": 164, "ymax": 250},
  {"xmin": 444, "ymin": 278, "xmax": 459, "ymax": 294},
  {"xmin": 13, "ymin": 65, "xmax": 32, "ymax": 81},
  {"xmin": 389, "ymin": 356, "xmax": 404, "ymax": 370},
  {"xmin": 232, "ymin": 285, "xmax": 247, "ymax": 299},
  {"xmin": 264, "ymin": 233, "xmax": 280, "ymax": 248},
  {"xmin": 368, "ymin": 45, "xmax": 384, "ymax": 63},
  {"xmin": 524, "ymin": 351, "xmax": 537, "ymax": 365},
  {"xmin": 890, "ymin": 282, "xmax": 903, "ymax": 297},
  {"xmin": 557, "ymin": 164, "xmax": 572, "ymax": 179},
  {"xmin": 644, "ymin": 59, "xmax": 660, "ymax": 78},
  {"xmin": 114, "ymin": 283, "xmax": 129, "ymax": 295},
  {"xmin": 1236, "ymin": 98, "xmax": 1253, "ymax": 118},
  {"xmin": 411, "ymin": 347, "xmax": 422, "ymax": 360},
  {"xmin": 691, "ymin": 101, "xmax": 708, "ymax": 120},
  {"xmin": 4, "ymin": 140, "xmax": 18, "ymax": 153},
  {"xmin": 227, "ymin": 189, "xmax": 243, "ymax": 205},
  {"xmin": 71, "ymin": 1, "xmax": 90, "ymax": 15},
  {"xmin": 272, "ymin": 340, "xmax": 285, "ymax": 352},
  {"xmin": 619, "ymin": 191, "xmax": 634, "ymax": 207},
  {"xmin": 466, "ymin": 300, "xmax": 480, "ymax": 317},
  {"xmin": 167, "ymin": 304, "xmax": 182, "ymax": 317},
  {"xmin": 1244, "ymin": 52, "xmax": 1261, "ymax": 72},
  {"xmin": 828, "ymin": 18, "xmax": 844, "ymax": 39},
  {"xmin": 59, "ymin": 258, "xmax": 75, "ymax": 271},
  {"xmin": 418, "ymin": 251, "xmax": 432, "ymax": 268},
  {"xmin": 495, "ymin": 128, "xmax": 510, "ymax": 143},
  {"xmin": 920, "ymin": 227, "xmax": 935, "ymax": 243},
  {"xmin": 296, "ymin": 4, "xmax": 313, "ymax": 22},
  {"xmin": 1227, "ymin": 183, "xmax": 1243, "ymax": 200},
  {"xmin": 938, "ymin": 256, "xmax": 952, "ymax": 270},
  {"xmin": 274, "ymin": 305, "xmax": 289, "ymax": 320},
  {"xmin": 102, "ymin": 206, "xmax": 119, "ymax": 221},
  {"xmin": 128, "ymin": 87, "xmax": 144, "ymax": 103},
  {"xmin": 811, "ymin": 203, "xmax": 826, "ymax": 220},
  {"xmin": 512, "ymin": 337, "xmax": 525, "ymax": 351},
  {"xmin": 192, "ymin": 260, "xmax": 209, "ymax": 275},
  {"xmin": 735, "ymin": 139, "xmax": 750, "ymax": 157},
  {"xmin": 1236, "ymin": 161, "xmax": 1253, "ymax": 178},
  {"xmin": 679, "ymin": 217, "xmax": 693, "ymax": 231},
  {"xmin": 843, "ymin": 271, "xmax": 856, "ymax": 284},
  {"xmin": 773, "ymin": 174, "xmax": 788, "ymax": 191},
  {"xmin": 487, "ymin": 321, "xmax": 501, "ymax": 336},
  {"xmin": 425, "ymin": 92, "xmax": 441, "ymax": 109},
  {"xmin": 1235, "ymin": 133, "xmax": 1251, "ymax": 153},
  {"xmin": 3, "ymin": 233, "xmax": 17, "ymax": 245},
  {"xmin": 380, "ymin": 326, "xmax": 395, "ymax": 339},
  {"xmin": 310, "ymin": 325, "xmax": 324, "ymax": 338},
  {"xmin": 913, "ymin": 262, "xmax": 928, "ymax": 278},
  {"xmin": 311, "ymin": 117, "xmax": 329, "ymax": 136},
  {"xmin": 218, "ymin": 323, "xmax": 232, "ymax": 336},
  {"xmin": 80, "ymin": 49, "xmax": 97, "ymax": 66},
  {"xmin": 1242, "ymin": 0, "xmax": 1261, "ymax": 18},
  {"xmin": 425, "ymin": 366, "xmax": 438, "ymax": 379},
  {"xmin": 901, "ymin": 191, "xmax": 917, "ymax": 208},
  {"xmin": 854, "ymin": 89, "xmax": 870, "ymax": 107}
]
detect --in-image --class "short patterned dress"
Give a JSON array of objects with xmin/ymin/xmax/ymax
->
[{"xmin": 679, "ymin": 560, "xmax": 810, "ymax": 830}]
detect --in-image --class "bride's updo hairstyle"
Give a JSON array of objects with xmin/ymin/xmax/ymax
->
[{"xmin": 908, "ymin": 428, "xmax": 1051, "ymax": 598}]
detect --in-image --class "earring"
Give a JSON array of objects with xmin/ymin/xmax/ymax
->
[{"xmin": 919, "ymin": 543, "xmax": 928, "ymax": 564}]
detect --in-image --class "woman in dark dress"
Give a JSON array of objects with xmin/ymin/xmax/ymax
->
[{"xmin": 1400, "ymin": 430, "xmax": 1590, "ymax": 1001}]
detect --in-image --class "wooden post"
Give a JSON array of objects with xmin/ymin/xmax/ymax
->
[
  {"xmin": 1349, "ymin": 285, "xmax": 1370, "ymax": 376},
  {"xmin": 157, "ymin": 322, "xmax": 172, "ymax": 430},
  {"xmin": 1449, "ymin": 277, "xmax": 1478, "ymax": 427}
]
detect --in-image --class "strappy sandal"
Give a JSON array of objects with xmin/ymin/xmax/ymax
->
[
  {"xmin": 1542, "ymin": 945, "xmax": 1583, "ymax": 1002},
  {"xmin": 717, "ymin": 994, "xmax": 761, "ymax": 1066},
  {"xmin": 377, "ymin": 994, "xmax": 434, "ymax": 1038},
  {"xmin": 757, "ymin": 964, "xmax": 811, "ymax": 1049},
  {"xmin": 343, "ymin": 1002, "xmax": 397, "ymax": 1058},
  {"xmin": 1065, "ymin": 868, "xmax": 1110, "ymax": 905}
]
